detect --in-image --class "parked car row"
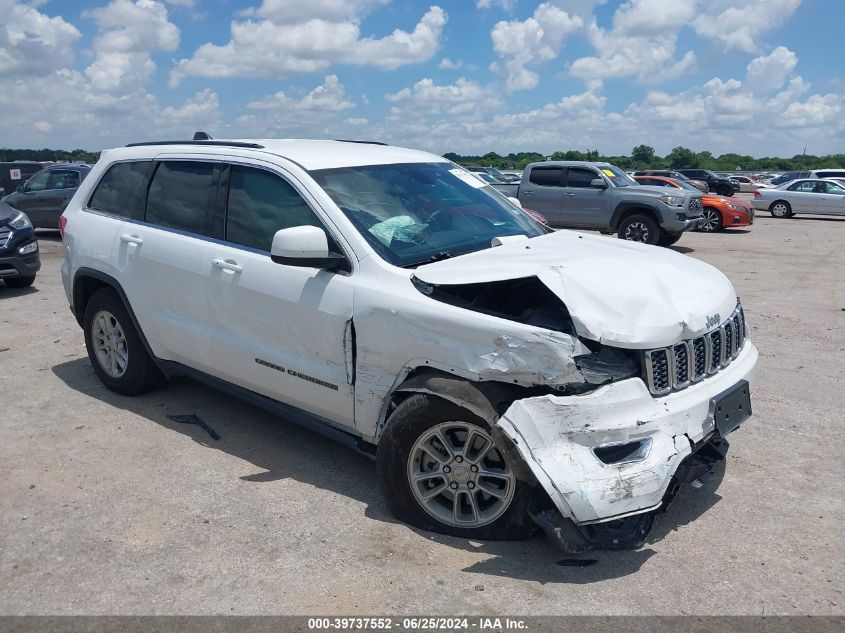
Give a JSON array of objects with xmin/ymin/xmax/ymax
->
[{"xmin": 633, "ymin": 175, "xmax": 753, "ymax": 232}]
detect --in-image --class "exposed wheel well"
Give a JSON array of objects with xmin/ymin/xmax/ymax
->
[
  {"xmin": 72, "ymin": 275, "xmax": 112, "ymax": 325},
  {"xmin": 71, "ymin": 269, "xmax": 158, "ymax": 362}
]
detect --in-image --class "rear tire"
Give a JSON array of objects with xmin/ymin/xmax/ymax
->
[
  {"xmin": 618, "ymin": 214, "xmax": 661, "ymax": 245},
  {"xmin": 83, "ymin": 288, "xmax": 162, "ymax": 395},
  {"xmin": 377, "ymin": 394, "xmax": 536, "ymax": 540},
  {"xmin": 770, "ymin": 201, "xmax": 792, "ymax": 218},
  {"xmin": 4, "ymin": 275, "xmax": 35, "ymax": 288}
]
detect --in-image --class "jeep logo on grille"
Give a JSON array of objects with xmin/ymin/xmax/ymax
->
[{"xmin": 706, "ymin": 313, "xmax": 721, "ymax": 329}]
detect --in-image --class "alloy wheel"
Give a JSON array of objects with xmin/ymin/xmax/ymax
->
[
  {"xmin": 91, "ymin": 310, "xmax": 128, "ymax": 378},
  {"xmin": 623, "ymin": 221, "xmax": 649, "ymax": 242},
  {"xmin": 701, "ymin": 209, "xmax": 720, "ymax": 231},
  {"xmin": 408, "ymin": 421, "xmax": 515, "ymax": 528},
  {"xmin": 771, "ymin": 203, "xmax": 790, "ymax": 218}
]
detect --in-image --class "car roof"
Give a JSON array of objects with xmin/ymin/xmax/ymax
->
[
  {"xmin": 528, "ymin": 161, "xmax": 614, "ymax": 168},
  {"xmin": 112, "ymin": 139, "xmax": 445, "ymax": 171},
  {"xmin": 47, "ymin": 163, "xmax": 90, "ymax": 169}
]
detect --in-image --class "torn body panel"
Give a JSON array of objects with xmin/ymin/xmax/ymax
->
[
  {"xmin": 496, "ymin": 342, "xmax": 758, "ymax": 524},
  {"xmin": 414, "ymin": 230, "xmax": 738, "ymax": 349}
]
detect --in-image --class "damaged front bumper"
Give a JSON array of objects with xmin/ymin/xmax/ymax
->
[{"xmin": 496, "ymin": 341, "xmax": 758, "ymax": 530}]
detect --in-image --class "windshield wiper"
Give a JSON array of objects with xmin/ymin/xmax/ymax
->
[{"xmin": 401, "ymin": 250, "xmax": 453, "ymax": 269}]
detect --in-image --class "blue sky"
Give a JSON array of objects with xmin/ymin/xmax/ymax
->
[{"xmin": 1, "ymin": 0, "xmax": 843, "ymax": 156}]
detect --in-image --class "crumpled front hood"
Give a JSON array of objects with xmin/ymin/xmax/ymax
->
[{"xmin": 413, "ymin": 230, "xmax": 738, "ymax": 349}]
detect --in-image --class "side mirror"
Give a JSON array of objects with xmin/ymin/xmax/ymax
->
[
  {"xmin": 16, "ymin": 185, "xmax": 24, "ymax": 193},
  {"xmin": 507, "ymin": 196, "xmax": 523, "ymax": 208},
  {"xmin": 590, "ymin": 178, "xmax": 608, "ymax": 189},
  {"xmin": 270, "ymin": 225, "xmax": 346, "ymax": 271}
]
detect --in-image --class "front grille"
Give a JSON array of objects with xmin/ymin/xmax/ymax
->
[
  {"xmin": 0, "ymin": 226, "xmax": 10, "ymax": 249},
  {"xmin": 643, "ymin": 303, "xmax": 747, "ymax": 396},
  {"xmin": 687, "ymin": 196, "xmax": 703, "ymax": 217}
]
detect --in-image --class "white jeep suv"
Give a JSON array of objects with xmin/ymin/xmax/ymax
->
[{"xmin": 61, "ymin": 139, "xmax": 758, "ymax": 550}]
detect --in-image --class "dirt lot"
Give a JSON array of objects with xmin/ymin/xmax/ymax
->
[{"xmin": 1, "ymin": 204, "xmax": 843, "ymax": 615}]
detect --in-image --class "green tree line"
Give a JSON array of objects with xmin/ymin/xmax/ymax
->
[
  {"xmin": 445, "ymin": 145, "xmax": 845, "ymax": 172},
  {"xmin": 0, "ymin": 148, "xmax": 101, "ymax": 164},
  {"xmin": 4, "ymin": 145, "xmax": 843, "ymax": 173}
]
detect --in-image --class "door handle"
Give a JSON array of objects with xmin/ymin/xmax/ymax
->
[
  {"xmin": 212, "ymin": 258, "xmax": 243, "ymax": 273},
  {"xmin": 562, "ymin": 193, "xmax": 576, "ymax": 197},
  {"xmin": 119, "ymin": 233, "xmax": 143, "ymax": 245},
  {"xmin": 522, "ymin": 191, "xmax": 534, "ymax": 196}
]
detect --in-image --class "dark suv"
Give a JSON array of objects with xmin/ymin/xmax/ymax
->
[
  {"xmin": 676, "ymin": 169, "xmax": 739, "ymax": 196},
  {"xmin": 0, "ymin": 161, "xmax": 43, "ymax": 198},
  {"xmin": 0, "ymin": 203, "xmax": 40, "ymax": 288},
  {"xmin": 2, "ymin": 164, "xmax": 91, "ymax": 229}
]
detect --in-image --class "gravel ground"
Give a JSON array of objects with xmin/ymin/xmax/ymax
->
[{"xmin": 1, "ymin": 203, "xmax": 843, "ymax": 615}]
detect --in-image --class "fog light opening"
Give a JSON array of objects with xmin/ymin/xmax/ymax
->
[{"xmin": 592, "ymin": 438, "xmax": 653, "ymax": 465}]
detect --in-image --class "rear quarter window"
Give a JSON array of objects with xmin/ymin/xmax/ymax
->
[{"xmin": 88, "ymin": 161, "xmax": 151, "ymax": 220}]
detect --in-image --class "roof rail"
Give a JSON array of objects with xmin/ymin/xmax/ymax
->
[
  {"xmin": 334, "ymin": 139, "xmax": 388, "ymax": 146},
  {"xmin": 125, "ymin": 140, "xmax": 265, "ymax": 149}
]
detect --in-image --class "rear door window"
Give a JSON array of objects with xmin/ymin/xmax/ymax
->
[
  {"xmin": 565, "ymin": 167, "xmax": 598, "ymax": 188},
  {"xmin": 146, "ymin": 161, "xmax": 217, "ymax": 236},
  {"xmin": 528, "ymin": 167, "xmax": 563, "ymax": 187},
  {"xmin": 225, "ymin": 165, "xmax": 324, "ymax": 252},
  {"xmin": 88, "ymin": 161, "xmax": 151, "ymax": 220},
  {"xmin": 48, "ymin": 170, "xmax": 80, "ymax": 190}
]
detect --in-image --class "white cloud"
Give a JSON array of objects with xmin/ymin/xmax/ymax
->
[
  {"xmin": 170, "ymin": 3, "xmax": 446, "ymax": 85},
  {"xmin": 247, "ymin": 75, "xmax": 355, "ymax": 112},
  {"xmin": 476, "ymin": 0, "xmax": 515, "ymax": 9},
  {"xmin": 570, "ymin": 0, "xmax": 697, "ymax": 83},
  {"xmin": 386, "ymin": 77, "xmax": 500, "ymax": 113},
  {"xmin": 438, "ymin": 57, "xmax": 462, "ymax": 70},
  {"xmin": 86, "ymin": 0, "xmax": 179, "ymax": 53},
  {"xmin": 693, "ymin": 0, "xmax": 801, "ymax": 53},
  {"xmin": 490, "ymin": 2, "xmax": 582, "ymax": 91},
  {"xmin": 780, "ymin": 94, "xmax": 845, "ymax": 127},
  {"xmin": 249, "ymin": 0, "xmax": 389, "ymax": 23},
  {"xmin": 83, "ymin": 0, "xmax": 180, "ymax": 93},
  {"xmin": 745, "ymin": 46, "xmax": 798, "ymax": 93},
  {"xmin": 0, "ymin": 0, "xmax": 81, "ymax": 77}
]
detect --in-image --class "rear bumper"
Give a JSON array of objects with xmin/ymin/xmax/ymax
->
[
  {"xmin": 497, "ymin": 341, "xmax": 758, "ymax": 525},
  {"xmin": 0, "ymin": 250, "xmax": 41, "ymax": 278}
]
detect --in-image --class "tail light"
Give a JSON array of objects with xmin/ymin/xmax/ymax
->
[
  {"xmin": 753, "ymin": 190, "xmax": 761, "ymax": 198},
  {"xmin": 59, "ymin": 215, "xmax": 67, "ymax": 237}
]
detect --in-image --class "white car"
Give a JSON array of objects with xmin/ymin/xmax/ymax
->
[
  {"xmin": 753, "ymin": 178, "xmax": 845, "ymax": 217},
  {"xmin": 60, "ymin": 139, "xmax": 758, "ymax": 550},
  {"xmin": 728, "ymin": 175, "xmax": 769, "ymax": 193}
]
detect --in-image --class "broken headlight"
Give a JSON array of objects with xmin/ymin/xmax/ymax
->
[{"xmin": 572, "ymin": 343, "xmax": 640, "ymax": 392}]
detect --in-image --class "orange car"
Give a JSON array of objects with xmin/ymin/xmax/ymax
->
[{"xmin": 634, "ymin": 175, "xmax": 754, "ymax": 232}]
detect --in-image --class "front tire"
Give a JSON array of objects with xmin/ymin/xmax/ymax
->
[
  {"xmin": 83, "ymin": 288, "xmax": 161, "ymax": 395},
  {"xmin": 770, "ymin": 201, "xmax": 792, "ymax": 218},
  {"xmin": 618, "ymin": 214, "xmax": 661, "ymax": 245},
  {"xmin": 699, "ymin": 207, "xmax": 723, "ymax": 232},
  {"xmin": 4, "ymin": 275, "xmax": 35, "ymax": 288},
  {"xmin": 377, "ymin": 394, "xmax": 535, "ymax": 540}
]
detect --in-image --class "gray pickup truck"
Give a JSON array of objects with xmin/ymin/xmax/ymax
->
[{"xmin": 492, "ymin": 161, "xmax": 703, "ymax": 245}]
